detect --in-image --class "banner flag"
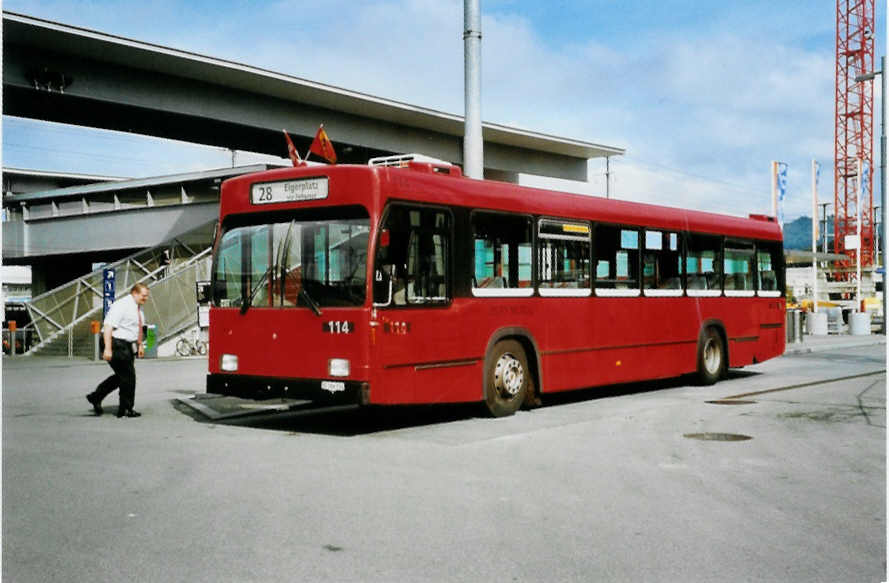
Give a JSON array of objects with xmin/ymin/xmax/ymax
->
[
  {"xmin": 861, "ymin": 160, "xmax": 870, "ymax": 203},
  {"xmin": 309, "ymin": 124, "xmax": 337, "ymax": 164},
  {"xmin": 776, "ymin": 162, "xmax": 788, "ymax": 228},
  {"xmin": 282, "ymin": 130, "xmax": 303, "ymax": 167}
]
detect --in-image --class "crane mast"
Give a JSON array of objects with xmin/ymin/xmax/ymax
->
[{"xmin": 835, "ymin": 0, "xmax": 876, "ymax": 277}]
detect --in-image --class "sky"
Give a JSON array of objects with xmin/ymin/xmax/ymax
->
[{"xmin": 1, "ymin": 0, "xmax": 880, "ymax": 221}]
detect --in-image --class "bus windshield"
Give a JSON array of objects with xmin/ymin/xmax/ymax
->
[{"xmin": 213, "ymin": 215, "xmax": 370, "ymax": 309}]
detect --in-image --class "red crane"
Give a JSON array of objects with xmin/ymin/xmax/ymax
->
[{"xmin": 835, "ymin": 0, "xmax": 876, "ymax": 276}]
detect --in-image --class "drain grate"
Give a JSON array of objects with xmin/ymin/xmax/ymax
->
[
  {"xmin": 706, "ymin": 399, "xmax": 757, "ymax": 405},
  {"xmin": 683, "ymin": 432, "xmax": 753, "ymax": 441}
]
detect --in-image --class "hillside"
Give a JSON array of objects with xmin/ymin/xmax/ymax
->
[{"xmin": 782, "ymin": 216, "xmax": 832, "ymax": 250}]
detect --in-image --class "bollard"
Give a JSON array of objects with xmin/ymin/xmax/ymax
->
[
  {"xmin": 8, "ymin": 321, "xmax": 16, "ymax": 358},
  {"xmin": 91, "ymin": 320, "xmax": 101, "ymax": 361},
  {"xmin": 849, "ymin": 311, "xmax": 871, "ymax": 336}
]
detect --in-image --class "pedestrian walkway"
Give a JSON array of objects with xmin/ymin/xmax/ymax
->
[{"xmin": 784, "ymin": 332, "xmax": 886, "ymax": 356}]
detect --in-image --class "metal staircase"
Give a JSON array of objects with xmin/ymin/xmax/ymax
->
[{"xmin": 24, "ymin": 237, "xmax": 212, "ymax": 358}]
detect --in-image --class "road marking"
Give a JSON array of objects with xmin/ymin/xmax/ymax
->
[{"xmin": 722, "ymin": 370, "xmax": 886, "ymax": 400}]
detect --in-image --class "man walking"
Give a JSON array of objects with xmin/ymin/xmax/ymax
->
[{"xmin": 86, "ymin": 283, "xmax": 149, "ymax": 418}]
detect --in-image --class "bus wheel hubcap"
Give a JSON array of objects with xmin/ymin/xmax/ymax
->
[
  {"xmin": 703, "ymin": 338, "xmax": 721, "ymax": 373},
  {"xmin": 494, "ymin": 354, "xmax": 524, "ymax": 398}
]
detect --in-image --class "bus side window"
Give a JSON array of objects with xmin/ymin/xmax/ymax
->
[
  {"xmin": 374, "ymin": 205, "xmax": 451, "ymax": 306},
  {"xmin": 537, "ymin": 219, "xmax": 591, "ymax": 292},
  {"xmin": 594, "ymin": 225, "xmax": 639, "ymax": 293},
  {"xmin": 686, "ymin": 233, "xmax": 722, "ymax": 294},
  {"xmin": 472, "ymin": 212, "xmax": 533, "ymax": 294},
  {"xmin": 724, "ymin": 240, "xmax": 755, "ymax": 293},
  {"xmin": 643, "ymin": 230, "xmax": 682, "ymax": 293},
  {"xmin": 757, "ymin": 242, "xmax": 783, "ymax": 296}
]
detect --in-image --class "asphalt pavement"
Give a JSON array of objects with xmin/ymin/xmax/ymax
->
[{"xmin": 2, "ymin": 335, "xmax": 886, "ymax": 582}]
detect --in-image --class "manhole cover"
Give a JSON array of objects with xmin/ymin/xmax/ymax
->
[
  {"xmin": 706, "ymin": 400, "xmax": 757, "ymax": 405},
  {"xmin": 683, "ymin": 432, "xmax": 753, "ymax": 441}
]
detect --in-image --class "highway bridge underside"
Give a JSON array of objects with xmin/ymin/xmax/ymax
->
[
  {"xmin": 4, "ymin": 85, "xmax": 392, "ymax": 165},
  {"xmin": 4, "ymin": 42, "xmax": 587, "ymax": 180}
]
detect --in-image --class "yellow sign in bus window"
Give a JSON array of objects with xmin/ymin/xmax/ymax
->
[{"xmin": 562, "ymin": 224, "xmax": 590, "ymax": 235}]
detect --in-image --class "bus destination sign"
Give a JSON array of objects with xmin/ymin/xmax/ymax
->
[{"xmin": 251, "ymin": 177, "xmax": 329, "ymax": 205}]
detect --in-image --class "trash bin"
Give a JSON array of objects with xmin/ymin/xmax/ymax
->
[
  {"xmin": 806, "ymin": 311, "xmax": 828, "ymax": 336},
  {"xmin": 849, "ymin": 311, "xmax": 871, "ymax": 336},
  {"xmin": 786, "ymin": 309, "xmax": 803, "ymax": 344},
  {"xmin": 143, "ymin": 324, "xmax": 158, "ymax": 358}
]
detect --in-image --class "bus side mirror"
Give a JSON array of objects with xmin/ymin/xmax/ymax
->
[
  {"xmin": 373, "ymin": 265, "xmax": 394, "ymax": 307},
  {"xmin": 196, "ymin": 281, "xmax": 212, "ymax": 304}
]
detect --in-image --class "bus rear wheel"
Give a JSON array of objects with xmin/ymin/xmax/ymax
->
[
  {"xmin": 696, "ymin": 327, "xmax": 726, "ymax": 385},
  {"xmin": 484, "ymin": 340, "xmax": 530, "ymax": 417}
]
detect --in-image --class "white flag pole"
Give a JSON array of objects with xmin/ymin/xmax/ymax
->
[
  {"xmin": 812, "ymin": 160, "xmax": 819, "ymax": 313},
  {"xmin": 857, "ymin": 158, "xmax": 863, "ymax": 308}
]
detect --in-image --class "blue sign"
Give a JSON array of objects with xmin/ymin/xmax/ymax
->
[{"xmin": 102, "ymin": 268, "xmax": 116, "ymax": 319}]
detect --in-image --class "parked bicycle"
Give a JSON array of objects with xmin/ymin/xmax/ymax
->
[{"xmin": 176, "ymin": 329, "xmax": 208, "ymax": 357}]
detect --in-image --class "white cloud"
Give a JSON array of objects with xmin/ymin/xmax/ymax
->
[{"xmin": 2, "ymin": 1, "xmax": 852, "ymax": 223}]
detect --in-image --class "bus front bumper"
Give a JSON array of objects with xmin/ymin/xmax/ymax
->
[{"xmin": 206, "ymin": 373, "xmax": 370, "ymax": 406}]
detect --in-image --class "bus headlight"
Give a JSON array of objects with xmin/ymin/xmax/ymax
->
[
  {"xmin": 328, "ymin": 358, "xmax": 350, "ymax": 377},
  {"xmin": 221, "ymin": 354, "xmax": 239, "ymax": 372}
]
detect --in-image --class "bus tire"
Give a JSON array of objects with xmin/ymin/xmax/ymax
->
[
  {"xmin": 484, "ymin": 340, "xmax": 530, "ymax": 417},
  {"xmin": 696, "ymin": 327, "xmax": 726, "ymax": 385}
]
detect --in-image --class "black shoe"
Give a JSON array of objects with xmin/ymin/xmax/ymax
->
[
  {"xmin": 116, "ymin": 409, "xmax": 141, "ymax": 418},
  {"xmin": 86, "ymin": 393, "xmax": 103, "ymax": 415}
]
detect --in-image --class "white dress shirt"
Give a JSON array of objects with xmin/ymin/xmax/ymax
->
[{"xmin": 104, "ymin": 294, "xmax": 145, "ymax": 342}]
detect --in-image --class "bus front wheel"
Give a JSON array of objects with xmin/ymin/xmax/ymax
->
[
  {"xmin": 696, "ymin": 327, "xmax": 726, "ymax": 385},
  {"xmin": 484, "ymin": 340, "xmax": 530, "ymax": 417}
]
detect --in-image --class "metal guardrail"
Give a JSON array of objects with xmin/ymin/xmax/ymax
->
[{"xmin": 24, "ymin": 239, "xmax": 212, "ymax": 357}]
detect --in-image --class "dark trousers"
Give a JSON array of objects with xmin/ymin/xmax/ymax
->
[{"xmin": 93, "ymin": 338, "xmax": 136, "ymax": 411}]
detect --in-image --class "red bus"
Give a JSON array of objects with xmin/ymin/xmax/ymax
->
[{"xmin": 205, "ymin": 155, "xmax": 784, "ymax": 416}]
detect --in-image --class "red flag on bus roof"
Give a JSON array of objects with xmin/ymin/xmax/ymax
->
[
  {"xmin": 309, "ymin": 124, "xmax": 337, "ymax": 164},
  {"xmin": 282, "ymin": 130, "xmax": 304, "ymax": 167}
]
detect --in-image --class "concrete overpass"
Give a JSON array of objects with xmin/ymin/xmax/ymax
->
[
  {"xmin": 2, "ymin": 10, "xmax": 625, "ymax": 295},
  {"xmin": 2, "ymin": 165, "xmax": 276, "ymax": 294},
  {"xmin": 2, "ymin": 11, "xmax": 624, "ymax": 182}
]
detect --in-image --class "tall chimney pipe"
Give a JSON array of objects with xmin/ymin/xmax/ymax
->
[{"xmin": 463, "ymin": 0, "xmax": 483, "ymax": 179}]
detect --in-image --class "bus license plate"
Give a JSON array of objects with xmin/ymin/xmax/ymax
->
[
  {"xmin": 251, "ymin": 177, "xmax": 329, "ymax": 204},
  {"xmin": 321, "ymin": 381, "xmax": 345, "ymax": 393}
]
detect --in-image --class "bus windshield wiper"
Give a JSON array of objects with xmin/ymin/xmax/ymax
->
[
  {"xmin": 240, "ymin": 265, "xmax": 273, "ymax": 315},
  {"xmin": 299, "ymin": 287, "xmax": 322, "ymax": 317}
]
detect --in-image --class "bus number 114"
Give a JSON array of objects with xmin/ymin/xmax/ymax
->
[{"xmin": 323, "ymin": 321, "xmax": 354, "ymax": 334}]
